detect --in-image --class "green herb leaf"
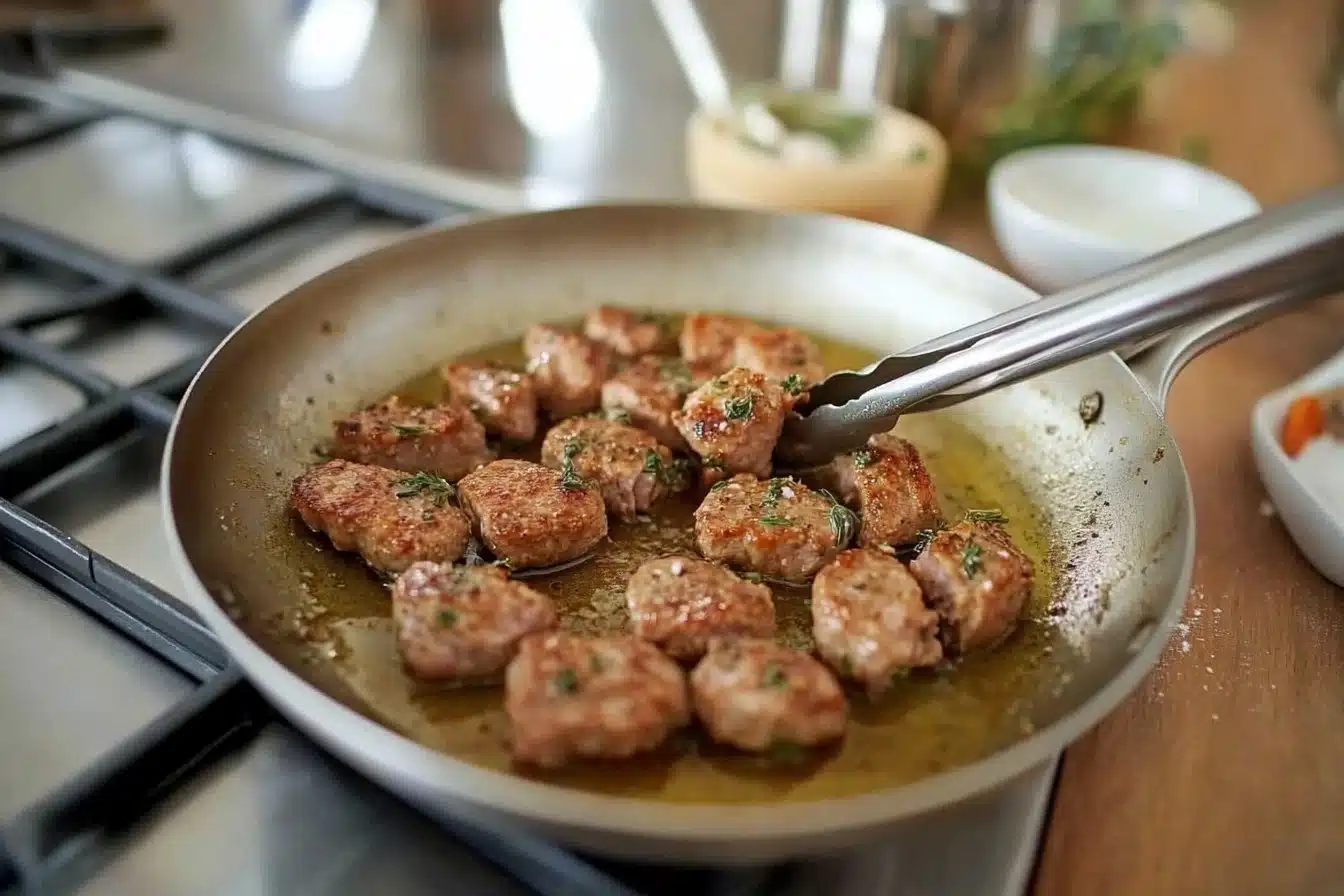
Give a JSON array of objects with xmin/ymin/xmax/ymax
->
[
  {"xmin": 551, "ymin": 667, "xmax": 580, "ymax": 695},
  {"xmin": 710, "ymin": 479, "xmax": 732, "ymax": 491},
  {"xmin": 762, "ymin": 664, "xmax": 789, "ymax": 689},
  {"xmin": 391, "ymin": 423, "xmax": 429, "ymax": 436},
  {"xmin": 907, "ymin": 144, "xmax": 929, "ymax": 164},
  {"xmin": 962, "ymin": 541, "xmax": 984, "ymax": 578},
  {"xmin": 559, "ymin": 458, "xmax": 588, "ymax": 491},
  {"xmin": 394, "ymin": 472, "xmax": 455, "ymax": 505},
  {"xmin": 965, "ymin": 508, "xmax": 1008, "ymax": 524},
  {"xmin": 563, "ymin": 437, "xmax": 587, "ymax": 459},
  {"xmin": 779, "ymin": 373, "xmax": 805, "ymax": 395},
  {"xmin": 643, "ymin": 449, "xmax": 663, "ymax": 476},
  {"xmin": 763, "ymin": 477, "xmax": 786, "ymax": 508},
  {"xmin": 437, "ymin": 608, "xmax": 458, "ymax": 628},
  {"xmin": 758, "ymin": 514, "xmax": 793, "ymax": 527},
  {"xmin": 852, "ymin": 448, "xmax": 874, "ymax": 468},
  {"xmin": 724, "ymin": 396, "xmax": 754, "ymax": 421},
  {"xmin": 823, "ymin": 490, "xmax": 859, "ymax": 549}
]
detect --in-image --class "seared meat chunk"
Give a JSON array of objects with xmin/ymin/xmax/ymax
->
[
  {"xmin": 690, "ymin": 637, "xmax": 846, "ymax": 752},
  {"xmin": 582, "ymin": 306, "xmax": 662, "ymax": 358},
  {"xmin": 290, "ymin": 459, "xmax": 470, "ymax": 573},
  {"xmin": 524, "ymin": 324, "xmax": 609, "ymax": 419},
  {"xmin": 811, "ymin": 549, "xmax": 942, "ymax": 696},
  {"xmin": 456, "ymin": 459, "xmax": 607, "ymax": 569},
  {"xmin": 392, "ymin": 561, "xmax": 556, "ymax": 681},
  {"xmin": 600, "ymin": 356, "xmax": 713, "ymax": 451},
  {"xmin": 732, "ymin": 325, "xmax": 825, "ymax": 390},
  {"xmin": 826, "ymin": 432, "xmax": 941, "ymax": 547},
  {"xmin": 505, "ymin": 631, "xmax": 690, "ymax": 768},
  {"xmin": 679, "ymin": 312, "xmax": 754, "ymax": 371},
  {"xmin": 626, "ymin": 556, "xmax": 776, "ymax": 661},
  {"xmin": 440, "ymin": 361, "xmax": 538, "ymax": 443},
  {"xmin": 909, "ymin": 520, "xmax": 1034, "ymax": 654},
  {"xmin": 539, "ymin": 416, "xmax": 682, "ymax": 522},
  {"xmin": 331, "ymin": 395, "xmax": 491, "ymax": 481},
  {"xmin": 694, "ymin": 474, "xmax": 848, "ymax": 582},
  {"xmin": 673, "ymin": 367, "xmax": 788, "ymax": 481}
]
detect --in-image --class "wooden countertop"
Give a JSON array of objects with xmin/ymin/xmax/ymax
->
[{"xmin": 932, "ymin": 1, "xmax": 1343, "ymax": 892}]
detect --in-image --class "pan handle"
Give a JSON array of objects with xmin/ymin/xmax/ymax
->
[{"xmin": 1125, "ymin": 276, "xmax": 1343, "ymax": 411}]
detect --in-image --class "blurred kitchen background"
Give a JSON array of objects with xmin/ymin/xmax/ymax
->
[{"xmin": 17, "ymin": 0, "xmax": 1338, "ymax": 207}]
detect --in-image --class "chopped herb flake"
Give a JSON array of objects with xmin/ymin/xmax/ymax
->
[
  {"xmin": 710, "ymin": 479, "xmax": 732, "ymax": 491},
  {"xmin": 724, "ymin": 396, "xmax": 754, "ymax": 421},
  {"xmin": 758, "ymin": 514, "xmax": 793, "ymax": 527},
  {"xmin": 437, "ymin": 608, "xmax": 458, "ymax": 628},
  {"xmin": 394, "ymin": 472, "xmax": 455, "ymax": 505},
  {"xmin": 563, "ymin": 437, "xmax": 587, "ymax": 459},
  {"xmin": 559, "ymin": 458, "xmax": 588, "ymax": 491},
  {"xmin": 962, "ymin": 541, "xmax": 984, "ymax": 578},
  {"xmin": 391, "ymin": 423, "xmax": 429, "ymax": 436},
  {"xmin": 779, "ymin": 373, "xmax": 805, "ymax": 395},
  {"xmin": 965, "ymin": 508, "xmax": 1008, "ymax": 524},
  {"xmin": 762, "ymin": 664, "xmax": 789, "ymax": 689},
  {"xmin": 822, "ymin": 489, "xmax": 858, "ymax": 548},
  {"xmin": 551, "ymin": 667, "xmax": 580, "ymax": 695},
  {"xmin": 907, "ymin": 144, "xmax": 929, "ymax": 163},
  {"xmin": 852, "ymin": 448, "xmax": 874, "ymax": 468},
  {"xmin": 643, "ymin": 449, "xmax": 663, "ymax": 476}
]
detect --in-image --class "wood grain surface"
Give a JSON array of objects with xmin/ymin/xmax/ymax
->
[{"xmin": 936, "ymin": 1, "xmax": 1344, "ymax": 892}]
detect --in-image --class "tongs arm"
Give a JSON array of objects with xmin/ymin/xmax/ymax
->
[{"xmin": 779, "ymin": 184, "xmax": 1344, "ymax": 467}]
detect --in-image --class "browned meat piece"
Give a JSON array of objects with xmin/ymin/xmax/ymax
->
[
  {"xmin": 673, "ymin": 367, "xmax": 788, "ymax": 482},
  {"xmin": 330, "ymin": 396, "xmax": 492, "ymax": 482},
  {"xmin": 523, "ymin": 324, "xmax": 609, "ymax": 419},
  {"xmin": 732, "ymin": 325, "xmax": 825, "ymax": 390},
  {"xmin": 582, "ymin": 306, "xmax": 663, "ymax": 358},
  {"xmin": 693, "ymin": 474, "xmax": 851, "ymax": 582},
  {"xmin": 439, "ymin": 361, "xmax": 538, "ymax": 443},
  {"xmin": 600, "ymin": 356, "xmax": 714, "ymax": 451},
  {"xmin": 290, "ymin": 459, "xmax": 470, "ymax": 573},
  {"xmin": 811, "ymin": 548, "xmax": 942, "ymax": 696},
  {"xmin": 625, "ymin": 556, "xmax": 775, "ymax": 661},
  {"xmin": 909, "ymin": 520, "xmax": 1034, "ymax": 654},
  {"xmin": 539, "ymin": 415, "xmax": 684, "ymax": 522},
  {"xmin": 456, "ymin": 459, "xmax": 607, "ymax": 569},
  {"xmin": 679, "ymin": 312, "xmax": 755, "ymax": 371},
  {"xmin": 825, "ymin": 432, "xmax": 942, "ymax": 547},
  {"xmin": 689, "ymin": 637, "xmax": 847, "ymax": 752},
  {"xmin": 391, "ymin": 561, "xmax": 556, "ymax": 680},
  {"xmin": 505, "ymin": 631, "xmax": 690, "ymax": 768}
]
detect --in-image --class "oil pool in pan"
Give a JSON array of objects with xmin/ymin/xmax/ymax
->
[{"xmin": 271, "ymin": 314, "xmax": 1071, "ymax": 805}]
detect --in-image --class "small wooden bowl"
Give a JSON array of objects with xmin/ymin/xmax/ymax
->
[{"xmin": 686, "ymin": 98, "xmax": 949, "ymax": 234}]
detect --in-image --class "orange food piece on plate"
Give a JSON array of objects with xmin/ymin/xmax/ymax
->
[{"xmin": 1280, "ymin": 395, "xmax": 1325, "ymax": 457}]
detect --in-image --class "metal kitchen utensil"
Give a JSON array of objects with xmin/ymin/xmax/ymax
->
[{"xmin": 776, "ymin": 184, "xmax": 1344, "ymax": 467}]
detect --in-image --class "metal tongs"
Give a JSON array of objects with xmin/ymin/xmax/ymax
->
[{"xmin": 776, "ymin": 184, "xmax": 1344, "ymax": 468}]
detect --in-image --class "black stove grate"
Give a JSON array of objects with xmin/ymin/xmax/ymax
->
[{"xmin": 0, "ymin": 82, "xmax": 672, "ymax": 896}]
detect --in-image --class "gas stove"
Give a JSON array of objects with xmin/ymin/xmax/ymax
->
[{"xmin": 0, "ymin": 73, "xmax": 1057, "ymax": 896}]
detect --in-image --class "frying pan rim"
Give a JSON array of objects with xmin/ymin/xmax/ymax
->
[{"xmin": 160, "ymin": 202, "xmax": 1195, "ymax": 842}]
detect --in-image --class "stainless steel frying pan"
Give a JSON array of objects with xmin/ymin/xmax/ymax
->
[{"xmin": 162, "ymin": 203, "xmax": 1295, "ymax": 864}]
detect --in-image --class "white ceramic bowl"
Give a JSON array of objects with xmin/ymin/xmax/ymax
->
[
  {"xmin": 1250, "ymin": 349, "xmax": 1344, "ymax": 587},
  {"xmin": 988, "ymin": 145, "xmax": 1261, "ymax": 293}
]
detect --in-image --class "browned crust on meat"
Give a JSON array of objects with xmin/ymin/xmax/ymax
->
[
  {"xmin": 626, "ymin": 556, "xmax": 776, "ymax": 660},
  {"xmin": 290, "ymin": 459, "xmax": 471, "ymax": 572},
  {"xmin": 330, "ymin": 395, "xmax": 492, "ymax": 481}
]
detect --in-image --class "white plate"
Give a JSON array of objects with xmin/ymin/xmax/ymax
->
[{"xmin": 1250, "ymin": 349, "xmax": 1344, "ymax": 587}]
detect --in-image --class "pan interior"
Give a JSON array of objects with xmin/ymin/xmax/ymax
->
[{"xmin": 168, "ymin": 205, "xmax": 1190, "ymax": 806}]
